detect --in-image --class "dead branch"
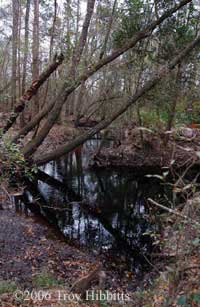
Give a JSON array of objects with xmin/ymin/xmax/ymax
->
[{"xmin": 148, "ymin": 198, "xmax": 200, "ymax": 227}]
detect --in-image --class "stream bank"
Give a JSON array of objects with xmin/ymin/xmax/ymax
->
[
  {"xmin": 1, "ymin": 124, "xmax": 200, "ymax": 306},
  {"xmin": 1, "ymin": 194, "xmax": 200, "ymax": 306},
  {"xmin": 89, "ymin": 126, "xmax": 200, "ymax": 171},
  {"xmin": 0, "ymin": 200, "xmax": 159, "ymax": 307}
]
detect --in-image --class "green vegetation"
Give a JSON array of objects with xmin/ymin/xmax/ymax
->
[
  {"xmin": 0, "ymin": 280, "xmax": 17, "ymax": 295},
  {"xmin": 0, "ymin": 135, "xmax": 38, "ymax": 185},
  {"xmin": 32, "ymin": 271, "xmax": 62, "ymax": 288}
]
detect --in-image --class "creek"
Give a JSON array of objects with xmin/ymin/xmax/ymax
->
[{"xmin": 21, "ymin": 138, "xmax": 169, "ymax": 274}]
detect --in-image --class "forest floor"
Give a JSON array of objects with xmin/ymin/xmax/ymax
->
[
  {"xmin": 0, "ymin": 200, "xmax": 157, "ymax": 307},
  {"xmin": 1, "ymin": 122, "xmax": 200, "ymax": 306},
  {"xmin": 0, "ymin": 196, "xmax": 200, "ymax": 306}
]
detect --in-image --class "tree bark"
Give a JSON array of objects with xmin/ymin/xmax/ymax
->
[
  {"xmin": 0, "ymin": 38, "xmax": 11, "ymax": 81},
  {"xmin": 42, "ymin": 0, "xmax": 57, "ymax": 107},
  {"xmin": 34, "ymin": 34, "xmax": 200, "ymax": 165},
  {"xmin": 163, "ymin": 64, "xmax": 182, "ymax": 145},
  {"xmin": 3, "ymin": 54, "xmax": 64, "ymax": 135},
  {"xmin": 70, "ymin": 0, "xmax": 96, "ymax": 78},
  {"xmin": 67, "ymin": 0, "xmax": 96, "ymax": 118},
  {"xmin": 17, "ymin": 1, "xmax": 22, "ymax": 100},
  {"xmin": 0, "ymin": 81, "xmax": 12, "ymax": 95},
  {"xmin": 14, "ymin": 0, "xmax": 192, "ymax": 146},
  {"xmin": 166, "ymin": 64, "xmax": 182, "ymax": 132},
  {"xmin": 74, "ymin": 82, "xmax": 86, "ymax": 126},
  {"xmin": 99, "ymin": 0, "xmax": 117, "ymax": 60},
  {"xmin": 20, "ymin": 0, "xmax": 31, "ymax": 128},
  {"xmin": 32, "ymin": 0, "xmax": 40, "ymax": 116},
  {"xmin": 22, "ymin": 0, "xmax": 96, "ymax": 155},
  {"xmin": 11, "ymin": 0, "xmax": 19, "ymax": 109}
]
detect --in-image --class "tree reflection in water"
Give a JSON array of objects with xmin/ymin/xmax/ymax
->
[{"xmin": 23, "ymin": 139, "xmax": 165, "ymax": 271}]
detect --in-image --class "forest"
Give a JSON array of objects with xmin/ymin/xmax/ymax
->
[{"xmin": 0, "ymin": 0, "xmax": 200, "ymax": 306}]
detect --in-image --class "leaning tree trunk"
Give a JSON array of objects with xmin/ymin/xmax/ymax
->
[
  {"xmin": 33, "ymin": 35, "xmax": 200, "ymax": 165},
  {"xmin": 15, "ymin": 0, "xmax": 192, "ymax": 151},
  {"xmin": 22, "ymin": 0, "xmax": 96, "ymax": 156},
  {"xmin": 99, "ymin": 0, "xmax": 117, "ymax": 60},
  {"xmin": 2, "ymin": 54, "xmax": 64, "ymax": 135},
  {"xmin": 70, "ymin": 0, "xmax": 96, "ymax": 78}
]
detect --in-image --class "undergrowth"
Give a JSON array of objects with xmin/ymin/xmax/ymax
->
[{"xmin": 0, "ymin": 132, "xmax": 37, "ymax": 186}]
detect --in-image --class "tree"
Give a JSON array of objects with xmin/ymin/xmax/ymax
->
[
  {"xmin": 1, "ymin": 0, "xmax": 199, "ymax": 167},
  {"xmin": 34, "ymin": 34, "xmax": 200, "ymax": 165},
  {"xmin": 3, "ymin": 54, "xmax": 64, "ymax": 134},
  {"xmin": 11, "ymin": 0, "xmax": 19, "ymax": 109},
  {"xmin": 32, "ymin": 0, "xmax": 40, "ymax": 116},
  {"xmin": 42, "ymin": 0, "xmax": 58, "ymax": 107},
  {"xmin": 19, "ymin": 0, "xmax": 192, "ymax": 157},
  {"xmin": 20, "ymin": 0, "xmax": 31, "ymax": 127}
]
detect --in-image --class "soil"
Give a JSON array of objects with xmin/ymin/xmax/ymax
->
[
  {"xmin": 90, "ymin": 127, "xmax": 200, "ymax": 172},
  {"xmin": 0, "ymin": 202, "xmax": 98, "ymax": 287},
  {"xmin": 21, "ymin": 122, "xmax": 200, "ymax": 172},
  {"xmin": 0, "ymin": 201, "xmax": 144, "ymax": 306},
  {"xmin": 7, "ymin": 119, "xmax": 200, "ymax": 172}
]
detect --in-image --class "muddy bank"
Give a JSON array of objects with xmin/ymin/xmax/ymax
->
[
  {"xmin": 1, "ymin": 123, "xmax": 200, "ymax": 306},
  {"xmin": 0, "ymin": 203, "xmax": 98, "ymax": 287},
  {"xmin": 90, "ymin": 128, "xmax": 200, "ymax": 172},
  {"xmin": 0, "ymin": 201, "xmax": 149, "ymax": 296},
  {"xmin": 1, "ymin": 194, "xmax": 200, "ymax": 306},
  {"xmin": 30, "ymin": 123, "xmax": 200, "ymax": 172},
  {"xmin": 8, "ymin": 121, "xmax": 200, "ymax": 172}
]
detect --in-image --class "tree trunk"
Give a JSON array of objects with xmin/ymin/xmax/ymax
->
[
  {"xmin": 166, "ymin": 65, "xmax": 182, "ymax": 132},
  {"xmin": 70, "ymin": 0, "xmax": 96, "ymax": 78},
  {"xmin": 20, "ymin": 0, "xmax": 31, "ymax": 128},
  {"xmin": 0, "ymin": 81, "xmax": 12, "ymax": 95},
  {"xmin": 3, "ymin": 54, "xmax": 64, "ymax": 135},
  {"xmin": 17, "ymin": 1, "xmax": 22, "ymax": 100},
  {"xmin": 14, "ymin": 0, "xmax": 192, "ymax": 147},
  {"xmin": 42, "ymin": 0, "xmax": 57, "ymax": 108},
  {"xmin": 32, "ymin": 0, "xmax": 40, "ymax": 116},
  {"xmin": 34, "ymin": 35, "xmax": 200, "ymax": 165},
  {"xmin": 99, "ymin": 0, "xmax": 117, "ymax": 60},
  {"xmin": 11, "ymin": 0, "xmax": 19, "ymax": 109},
  {"xmin": 164, "ymin": 64, "xmax": 182, "ymax": 145},
  {"xmin": 22, "ymin": 0, "xmax": 96, "ymax": 156},
  {"xmin": 74, "ymin": 82, "xmax": 86, "ymax": 126}
]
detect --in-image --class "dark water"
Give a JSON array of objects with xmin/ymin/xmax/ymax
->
[{"xmin": 23, "ymin": 139, "xmax": 166, "ymax": 272}]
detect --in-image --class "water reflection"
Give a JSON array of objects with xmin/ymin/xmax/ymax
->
[{"xmin": 24, "ymin": 139, "xmax": 164, "ymax": 269}]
